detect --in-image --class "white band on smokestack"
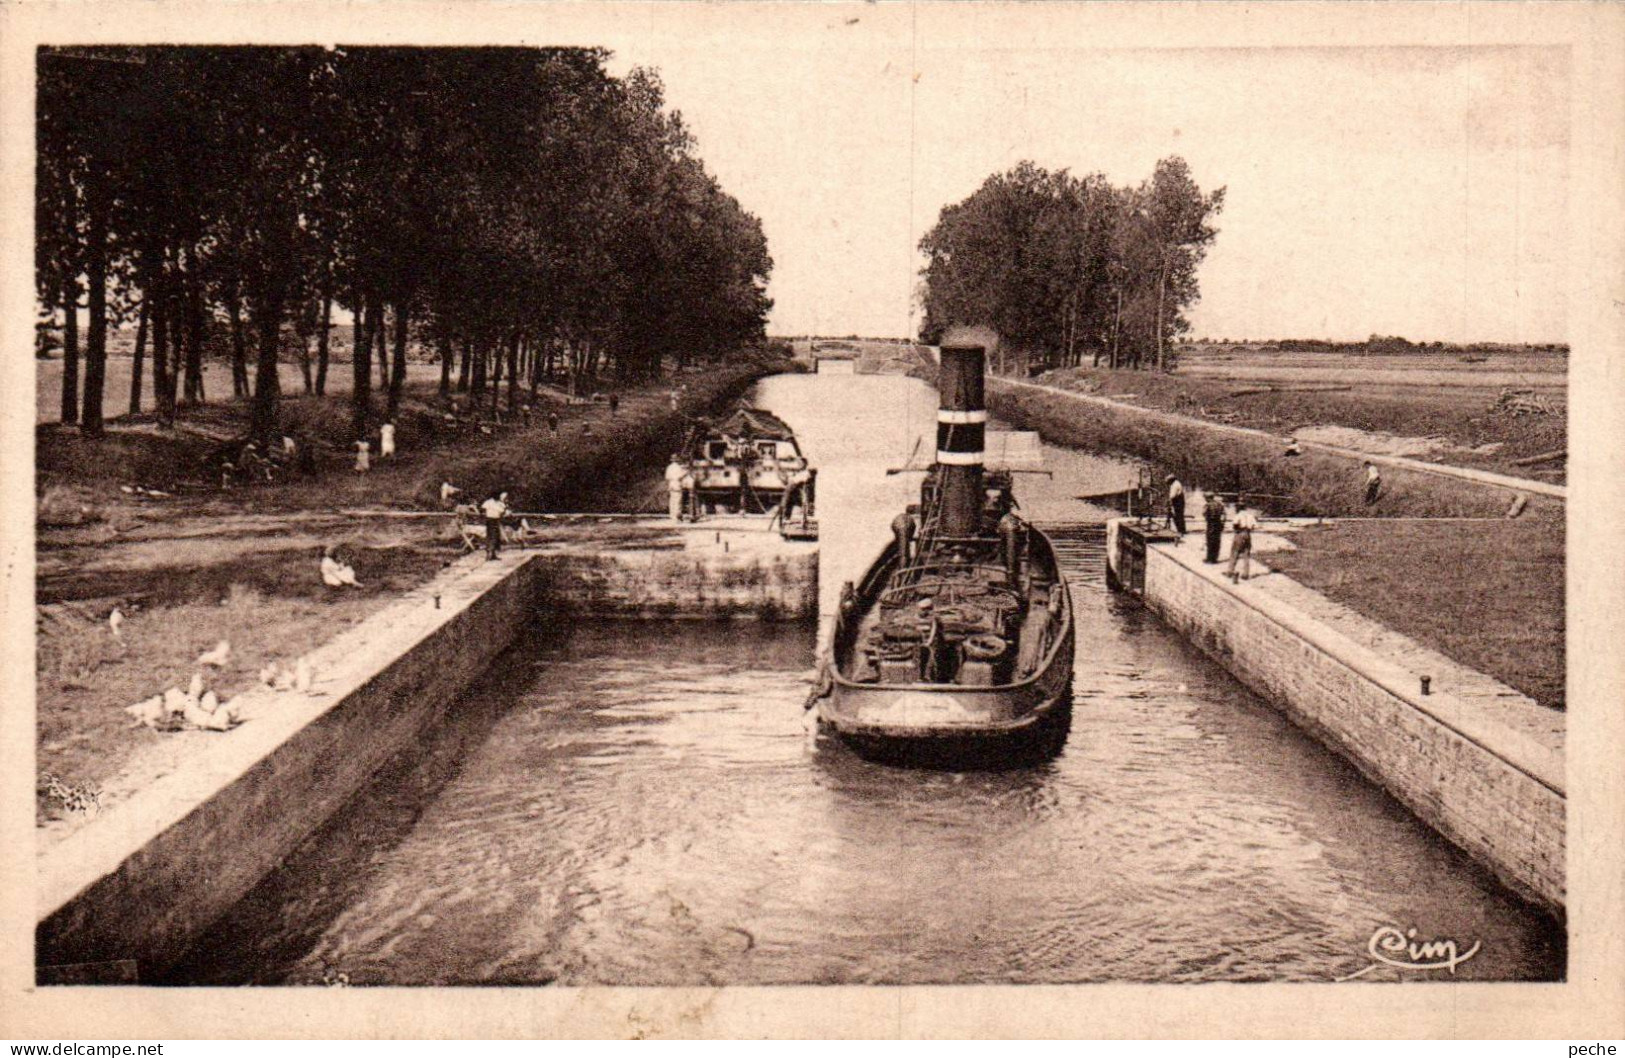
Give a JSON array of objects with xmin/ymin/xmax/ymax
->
[
  {"xmin": 937, "ymin": 450, "xmax": 984, "ymax": 466},
  {"xmin": 937, "ymin": 410, "xmax": 988, "ymax": 424}
]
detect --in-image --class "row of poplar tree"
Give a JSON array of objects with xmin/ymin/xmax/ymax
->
[
  {"xmin": 37, "ymin": 46, "xmax": 774, "ymax": 443},
  {"xmin": 917, "ymin": 157, "xmax": 1224, "ymax": 373}
]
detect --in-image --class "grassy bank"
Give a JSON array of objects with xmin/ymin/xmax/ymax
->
[
  {"xmin": 1268, "ymin": 519, "xmax": 1565, "ymax": 710},
  {"xmin": 983, "ymin": 375, "xmax": 1564, "ymax": 713},
  {"xmin": 988, "ymin": 381, "xmax": 1547, "ymax": 520},
  {"xmin": 35, "ymin": 358, "xmax": 781, "ymax": 823},
  {"xmin": 1031, "ymin": 366, "xmax": 1566, "ymax": 483}
]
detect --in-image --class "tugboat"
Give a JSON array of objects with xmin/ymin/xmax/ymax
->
[
  {"xmin": 682, "ymin": 406, "xmax": 817, "ymax": 536},
  {"xmin": 814, "ymin": 344, "xmax": 1075, "ymax": 764}
]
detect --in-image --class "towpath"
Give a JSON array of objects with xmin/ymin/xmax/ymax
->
[{"xmin": 991, "ymin": 377, "xmax": 1567, "ymax": 501}]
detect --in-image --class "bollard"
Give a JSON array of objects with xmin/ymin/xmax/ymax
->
[
  {"xmin": 724, "ymin": 540, "xmax": 730, "ymax": 553},
  {"xmin": 1420, "ymin": 675, "xmax": 1431, "ymax": 695},
  {"xmin": 433, "ymin": 592, "xmax": 441, "ymax": 610},
  {"xmin": 715, "ymin": 531, "xmax": 721, "ymax": 544}
]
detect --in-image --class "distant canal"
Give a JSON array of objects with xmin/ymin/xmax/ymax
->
[{"xmin": 162, "ymin": 373, "xmax": 1562, "ymax": 985}]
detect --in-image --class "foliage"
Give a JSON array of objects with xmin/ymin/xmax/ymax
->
[
  {"xmin": 36, "ymin": 46, "xmax": 773, "ymax": 442},
  {"xmin": 918, "ymin": 157, "xmax": 1223, "ymax": 373}
]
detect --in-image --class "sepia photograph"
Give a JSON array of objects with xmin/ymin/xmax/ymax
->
[{"xmin": 3, "ymin": 0, "xmax": 1622, "ymax": 1041}]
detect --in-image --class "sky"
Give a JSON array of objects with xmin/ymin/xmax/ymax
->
[{"xmin": 610, "ymin": 23, "xmax": 1569, "ymax": 344}]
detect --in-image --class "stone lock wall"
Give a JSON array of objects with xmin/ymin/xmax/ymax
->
[
  {"xmin": 1129, "ymin": 535, "xmax": 1564, "ymax": 915},
  {"xmin": 37, "ymin": 555, "xmax": 549, "ymax": 978},
  {"xmin": 529, "ymin": 546, "xmax": 817, "ymax": 620},
  {"xmin": 36, "ymin": 535, "xmax": 821, "ymax": 980}
]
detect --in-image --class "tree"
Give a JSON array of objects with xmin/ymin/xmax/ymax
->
[
  {"xmin": 36, "ymin": 45, "xmax": 777, "ymax": 448},
  {"xmin": 918, "ymin": 157, "xmax": 1223, "ymax": 373}
]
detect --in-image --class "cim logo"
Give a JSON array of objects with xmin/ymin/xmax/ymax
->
[{"xmin": 1337, "ymin": 925, "xmax": 1482, "ymax": 980}]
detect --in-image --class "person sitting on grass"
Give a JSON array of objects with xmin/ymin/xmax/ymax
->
[
  {"xmin": 320, "ymin": 546, "xmax": 362, "ymax": 588},
  {"xmin": 1363, "ymin": 461, "xmax": 1382, "ymax": 505}
]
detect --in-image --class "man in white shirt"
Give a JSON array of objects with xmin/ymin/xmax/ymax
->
[
  {"xmin": 665, "ymin": 456, "xmax": 688, "ymax": 521},
  {"xmin": 1227, "ymin": 503, "xmax": 1259, "ymax": 583},
  {"xmin": 1363, "ymin": 461, "xmax": 1382, "ymax": 505},
  {"xmin": 481, "ymin": 491, "xmax": 510, "ymax": 559},
  {"xmin": 1166, "ymin": 476, "xmax": 1187, "ymax": 536}
]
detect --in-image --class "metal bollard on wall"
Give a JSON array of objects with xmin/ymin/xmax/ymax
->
[{"xmin": 1420, "ymin": 675, "xmax": 1432, "ymax": 695}]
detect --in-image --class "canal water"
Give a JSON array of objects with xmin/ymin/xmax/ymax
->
[{"xmin": 163, "ymin": 373, "xmax": 1562, "ymax": 986}]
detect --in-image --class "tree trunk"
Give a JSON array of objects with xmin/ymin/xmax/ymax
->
[
  {"xmin": 489, "ymin": 335, "xmax": 504, "ymax": 414},
  {"xmin": 471, "ymin": 335, "xmax": 487, "ymax": 395},
  {"xmin": 352, "ymin": 291, "xmax": 372, "ymax": 439},
  {"xmin": 1155, "ymin": 261, "xmax": 1167, "ymax": 373},
  {"xmin": 80, "ymin": 188, "xmax": 109, "ymax": 438},
  {"xmin": 129, "ymin": 297, "xmax": 148, "ymax": 416},
  {"xmin": 297, "ymin": 331, "xmax": 314, "ymax": 395},
  {"xmin": 179, "ymin": 254, "xmax": 198, "ymax": 405},
  {"xmin": 457, "ymin": 336, "xmax": 472, "ymax": 393},
  {"xmin": 315, "ymin": 288, "xmax": 332, "ymax": 395},
  {"xmin": 250, "ymin": 298, "xmax": 285, "ymax": 444},
  {"xmin": 151, "ymin": 268, "xmax": 173, "ymax": 429},
  {"xmin": 438, "ymin": 329, "xmax": 453, "ymax": 396},
  {"xmin": 374, "ymin": 301, "xmax": 389, "ymax": 391},
  {"xmin": 60, "ymin": 274, "xmax": 80, "ymax": 425},
  {"xmin": 1110, "ymin": 289, "xmax": 1122, "ymax": 370},
  {"xmin": 228, "ymin": 288, "xmax": 249, "ymax": 398},
  {"xmin": 161, "ymin": 271, "xmax": 183, "ymax": 419},
  {"xmin": 184, "ymin": 267, "xmax": 206, "ymax": 404},
  {"xmin": 506, "ymin": 331, "xmax": 520, "ymax": 412},
  {"xmin": 387, "ymin": 300, "xmax": 408, "ymax": 421}
]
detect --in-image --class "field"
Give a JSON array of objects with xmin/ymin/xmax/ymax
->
[
  {"xmin": 1035, "ymin": 344, "xmax": 1567, "ymax": 484},
  {"xmin": 36, "ymin": 345, "xmax": 442, "ymax": 426},
  {"xmin": 1177, "ymin": 343, "xmax": 1566, "ymax": 390},
  {"xmin": 1267, "ymin": 518, "xmax": 1565, "ymax": 710},
  {"xmin": 34, "ymin": 359, "xmax": 773, "ymax": 826}
]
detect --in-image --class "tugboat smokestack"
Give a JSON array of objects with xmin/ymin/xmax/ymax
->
[{"xmin": 937, "ymin": 345, "xmax": 987, "ymax": 538}]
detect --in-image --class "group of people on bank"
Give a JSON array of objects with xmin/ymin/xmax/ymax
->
[
  {"xmin": 1162, "ymin": 476, "xmax": 1259, "ymax": 584},
  {"xmin": 1160, "ymin": 456, "xmax": 1383, "ymax": 584}
]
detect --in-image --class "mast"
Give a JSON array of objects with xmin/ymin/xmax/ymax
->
[{"xmin": 935, "ymin": 344, "xmax": 987, "ymax": 538}]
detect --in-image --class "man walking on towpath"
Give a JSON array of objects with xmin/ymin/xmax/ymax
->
[
  {"xmin": 481, "ymin": 491, "xmax": 510, "ymax": 560},
  {"xmin": 1203, "ymin": 491, "xmax": 1226, "ymax": 564},
  {"xmin": 1166, "ymin": 476, "xmax": 1187, "ymax": 537},
  {"xmin": 1227, "ymin": 501, "xmax": 1258, "ymax": 583}
]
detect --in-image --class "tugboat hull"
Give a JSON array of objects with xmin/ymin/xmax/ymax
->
[
  {"xmin": 819, "ymin": 674, "xmax": 1074, "ymax": 767},
  {"xmin": 817, "ymin": 530, "xmax": 1077, "ymax": 766},
  {"xmin": 813, "ymin": 341, "xmax": 1075, "ymax": 767}
]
